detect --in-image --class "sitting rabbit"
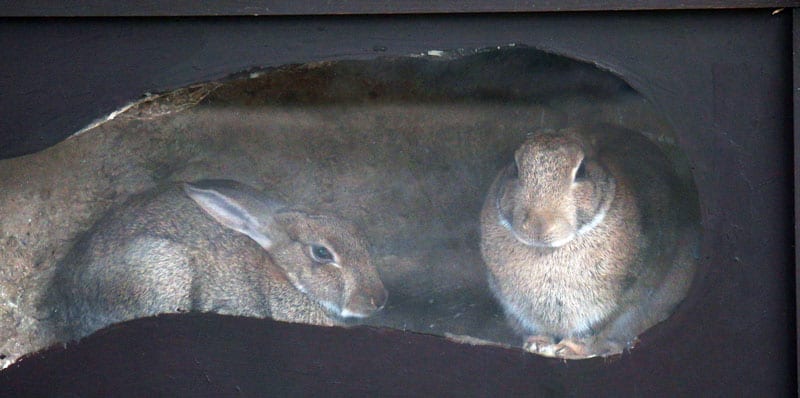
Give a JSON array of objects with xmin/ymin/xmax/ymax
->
[
  {"xmin": 43, "ymin": 179, "xmax": 388, "ymax": 341},
  {"xmin": 480, "ymin": 125, "xmax": 698, "ymax": 359}
]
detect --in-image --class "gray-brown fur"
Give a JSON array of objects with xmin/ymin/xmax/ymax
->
[
  {"xmin": 480, "ymin": 125, "xmax": 698, "ymax": 358},
  {"xmin": 42, "ymin": 179, "xmax": 387, "ymax": 341}
]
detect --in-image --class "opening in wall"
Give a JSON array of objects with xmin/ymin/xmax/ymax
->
[{"xmin": 1, "ymin": 46, "xmax": 701, "ymax": 366}]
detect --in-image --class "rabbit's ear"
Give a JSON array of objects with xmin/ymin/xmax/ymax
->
[{"xmin": 183, "ymin": 180, "xmax": 288, "ymax": 250}]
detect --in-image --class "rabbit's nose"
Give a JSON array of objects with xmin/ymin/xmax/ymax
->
[
  {"xmin": 519, "ymin": 213, "xmax": 544, "ymax": 235},
  {"xmin": 372, "ymin": 287, "xmax": 389, "ymax": 311},
  {"xmin": 372, "ymin": 288, "xmax": 389, "ymax": 311},
  {"xmin": 341, "ymin": 286, "xmax": 388, "ymax": 318}
]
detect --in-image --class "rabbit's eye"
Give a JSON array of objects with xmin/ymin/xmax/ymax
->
[
  {"xmin": 574, "ymin": 160, "xmax": 587, "ymax": 181},
  {"xmin": 310, "ymin": 244, "xmax": 335, "ymax": 263}
]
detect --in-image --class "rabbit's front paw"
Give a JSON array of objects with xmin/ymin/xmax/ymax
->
[
  {"xmin": 552, "ymin": 338, "xmax": 594, "ymax": 359},
  {"xmin": 553, "ymin": 336, "xmax": 633, "ymax": 359},
  {"xmin": 523, "ymin": 335, "xmax": 557, "ymax": 355},
  {"xmin": 525, "ymin": 335, "xmax": 619, "ymax": 359},
  {"xmin": 524, "ymin": 336, "xmax": 592, "ymax": 358}
]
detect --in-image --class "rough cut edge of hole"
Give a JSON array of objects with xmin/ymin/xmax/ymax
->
[{"xmin": 67, "ymin": 82, "xmax": 221, "ymax": 140}]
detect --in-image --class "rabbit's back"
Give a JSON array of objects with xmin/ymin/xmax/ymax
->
[{"xmin": 46, "ymin": 184, "xmax": 300, "ymax": 340}]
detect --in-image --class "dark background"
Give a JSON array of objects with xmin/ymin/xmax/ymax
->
[
  {"xmin": 0, "ymin": 1, "xmax": 796, "ymax": 16},
  {"xmin": 0, "ymin": 7, "xmax": 796, "ymax": 397}
]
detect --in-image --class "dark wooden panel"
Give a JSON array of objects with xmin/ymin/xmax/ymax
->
[
  {"xmin": 0, "ymin": 0, "xmax": 795, "ymax": 17},
  {"xmin": 0, "ymin": 313, "xmax": 792, "ymax": 397},
  {"xmin": 0, "ymin": 10, "xmax": 794, "ymax": 396},
  {"xmin": 794, "ymin": 8, "xmax": 800, "ymax": 390},
  {"xmin": 0, "ymin": 11, "xmax": 793, "ymax": 159}
]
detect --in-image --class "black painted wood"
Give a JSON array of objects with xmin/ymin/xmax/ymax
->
[
  {"xmin": 0, "ymin": 10, "xmax": 795, "ymax": 396},
  {"xmin": 794, "ymin": 9, "xmax": 800, "ymax": 393},
  {"xmin": 0, "ymin": 11, "xmax": 793, "ymax": 159},
  {"xmin": 0, "ymin": 310, "xmax": 796, "ymax": 396},
  {"xmin": 0, "ymin": 1, "xmax": 795, "ymax": 17}
]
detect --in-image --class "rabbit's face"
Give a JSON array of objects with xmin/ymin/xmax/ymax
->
[
  {"xmin": 271, "ymin": 212, "xmax": 388, "ymax": 319},
  {"xmin": 495, "ymin": 132, "xmax": 615, "ymax": 248}
]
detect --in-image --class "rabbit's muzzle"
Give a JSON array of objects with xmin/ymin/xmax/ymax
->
[
  {"xmin": 340, "ymin": 284, "xmax": 388, "ymax": 319},
  {"xmin": 512, "ymin": 210, "xmax": 575, "ymax": 248},
  {"xmin": 495, "ymin": 173, "xmax": 576, "ymax": 248}
]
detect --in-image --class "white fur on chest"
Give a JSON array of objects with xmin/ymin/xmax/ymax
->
[{"xmin": 486, "ymin": 224, "xmax": 626, "ymax": 337}]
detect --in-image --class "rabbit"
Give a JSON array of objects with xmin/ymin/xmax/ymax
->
[
  {"xmin": 480, "ymin": 124, "xmax": 698, "ymax": 359},
  {"xmin": 42, "ymin": 179, "xmax": 388, "ymax": 341}
]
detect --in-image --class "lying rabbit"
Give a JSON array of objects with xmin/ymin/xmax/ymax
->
[
  {"xmin": 43, "ymin": 179, "xmax": 388, "ymax": 341},
  {"xmin": 481, "ymin": 125, "xmax": 697, "ymax": 359}
]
